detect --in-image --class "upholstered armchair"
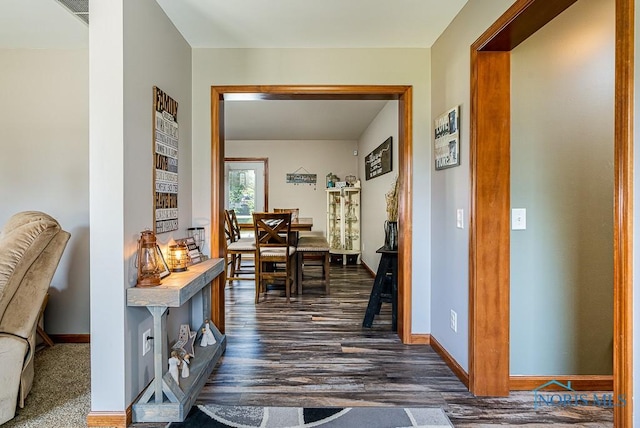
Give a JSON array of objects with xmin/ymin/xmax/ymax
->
[{"xmin": 0, "ymin": 211, "xmax": 70, "ymax": 424}]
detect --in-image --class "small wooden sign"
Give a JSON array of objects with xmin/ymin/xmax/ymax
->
[{"xmin": 365, "ymin": 137, "xmax": 392, "ymax": 180}]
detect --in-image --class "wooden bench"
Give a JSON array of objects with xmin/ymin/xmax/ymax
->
[{"xmin": 296, "ymin": 236, "xmax": 330, "ymax": 295}]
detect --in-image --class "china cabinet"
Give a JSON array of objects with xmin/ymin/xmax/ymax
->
[{"xmin": 326, "ymin": 187, "xmax": 361, "ymax": 265}]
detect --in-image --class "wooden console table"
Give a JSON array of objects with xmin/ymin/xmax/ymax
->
[
  {"xmin": 126, "ymin": 258, "xmax": 226, "ymax": 423},
  {"xmin": 362, "ymin": 247, "xmax": 397, "ymax": 331}
]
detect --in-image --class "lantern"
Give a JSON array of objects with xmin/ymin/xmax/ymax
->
[
  {"xmin": 136, "ymin": 229, "xmax": 161, "ymax": 287},
  {"xmin": 168, "ymin": 243, "xmax": 189, "ymax": 272}
]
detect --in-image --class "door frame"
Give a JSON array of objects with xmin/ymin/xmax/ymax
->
[
  {"xmin": 210, "ymin": 85, "xmax": 414, "ymax": 343},
  {"xmin": 224, "ymin": 157, "xmax": 270, "ymax": 214},
  {"xmin": 469, "ymin": 0, "xmax": 633, "ymax": 425}
]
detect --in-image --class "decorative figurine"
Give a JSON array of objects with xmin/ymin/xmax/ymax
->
[
  {"xmin": 199, "ymin": 319, "xmax": 216, "ymax": 347},
  {"xmin": 181, "ymin": 353, "xmax": 191, "ymax": 378},
  {"xmin": 173, "ymin": 324, "xmax": 197, "ymax": 357},
  {"xmin": 168, "ymin": 350, "xmax": 180, "ymax": 384}
]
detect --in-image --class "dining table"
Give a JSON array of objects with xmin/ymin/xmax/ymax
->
[{"xmin": 238, "ymin": 217, "xmax": 313, "ymax": 232}]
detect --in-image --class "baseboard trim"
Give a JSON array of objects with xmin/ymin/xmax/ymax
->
[
  {"xmin": 360, "ymin": 260, "xmax": 376, "ymax": 277},
  {"xmin": 510, "ymin": 375, "xmax": 613, "ymax": 391},
  {"xmin": 87, "ymin": 406, "xmax": 131, "ymax": 428},
  {"xmin": 408, "ymin": 334, "xmax": 431, "ymax": 344},
  {"xmin": 50, "ymin": 334, "xmax": 90, "ymax": 343},
  {"xmin": 430, "ymin": 335, "xmax": 469, "ymax": 388}
]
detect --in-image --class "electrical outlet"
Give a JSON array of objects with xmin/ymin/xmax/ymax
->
[
  {"xmin": 450, "ymin": 310, "xmax": 457, "ymax": 333},
  {"xmin": 142, "ymin": 329, "xmax": 152, "ymax": 356}
]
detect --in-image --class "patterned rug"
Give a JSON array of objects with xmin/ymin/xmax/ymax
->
[{"xmin": 169, "ymin": 405, "xmax": 453, "ymax": 427}]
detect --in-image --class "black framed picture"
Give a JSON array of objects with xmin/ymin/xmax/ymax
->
[
  {"xmin": 155, "ymin": 244, "xmax": 171, "ymax": 279},
  {"xmin": 365, "ymin": 137, "xmax": 393, "ymax": 180}
]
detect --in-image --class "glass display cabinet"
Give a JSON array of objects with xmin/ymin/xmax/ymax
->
[{"xmin": 326, "ymin": 187, "xmax": 361, "ymax": 265}]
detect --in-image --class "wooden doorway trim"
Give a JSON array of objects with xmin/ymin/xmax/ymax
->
[
  {"xmin": 211, "ymin": 85, "xmax": 414, "ymax": 343},
  {"xmin": 469, "ymin": 2, "xmax": 633, "ymax": 423}
]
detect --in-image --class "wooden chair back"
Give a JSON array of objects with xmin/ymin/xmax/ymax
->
[
  {"xmin": 273, "ymin": 208, "xmax": 299, "ymax": 222},
  {"xmin": 252, "ymin": 212, "xmax": 296, "ymax": 303},
  {"xmin": 253, "ymin": 212, "xmax": 292, "ymax": 249},
  {"xmin": 224, "ymin": 209, "xmax": 236, "ymax": 244}
]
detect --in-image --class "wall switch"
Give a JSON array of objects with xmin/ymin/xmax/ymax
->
[
  {"xmin": 456, "ymin": 209, "xmax": 464, "ymax": 229},
  {"xmin": 512, "ymin": 208, "xmax": 527, "ymax": 230},
  {"xmin": 450, "ymin": 310, "xmax": 457, "ymax": 332},
  {"xmin": 353, "ymin": 150, "xmax": 358, "ymax": 156},
  {"xmin": 142, "ymin": 329, "xmax": 152, "ymax": 356}
]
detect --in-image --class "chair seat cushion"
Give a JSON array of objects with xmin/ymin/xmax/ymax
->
[
  {"xmin": 296, "ymin": 237, "xmax": 330, "ymax": 252},
  {"xmin": 227, "ymin": 240, "xmax": 256, "ymax": 251},
  {"xmin": 259, "ymin": 247, "xmax": 296, "ymax": 258}
]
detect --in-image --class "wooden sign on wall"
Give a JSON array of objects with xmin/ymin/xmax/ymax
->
[
  {"xmin": 365, "ymin": 136, "xmax": 393, "ymax": 180},
  {"xmin": 153, "ymin": 87, "xmax": 179, "ymax": 234}
]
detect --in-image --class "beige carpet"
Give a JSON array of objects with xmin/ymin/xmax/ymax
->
[{"xmin": 4, "ymin": 343, "xmax": 91, "ymax": 428}]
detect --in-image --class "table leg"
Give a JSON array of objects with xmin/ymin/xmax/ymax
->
[
  {"xmin": 391, "ymin": 256, "xmax": 398, "ymax": 332},
  {"xmin": 362, "ymin": 255, "xmax": 391, "ymax": 328},
  {"xmin": 148, "ymin": 306, "xmax": 168, "ymax": 403}
]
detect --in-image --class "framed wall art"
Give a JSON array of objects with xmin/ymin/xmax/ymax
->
[
  {"xmin": 365, "ymin": 136, "xmax": 393, "ymax": 180},
  {"xmin": 153, "ymin": 86, "xmax": 179, "ymax": 233},
  {"xmin": 434, "ymin": 105, "xmax": 460, "ymax": 170}
]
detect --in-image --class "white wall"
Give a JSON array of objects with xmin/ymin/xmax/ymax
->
[
  {"xmin": 226, "ymin": 139, "xmax": 358, "ymax": 236},
  {"xmin": 510, "ymin": 0, "xmax": 614, "ymax": 375},
  {"xmin": 90, "ymin": 0, "xmax": 192, "ymax": 411},
  {"xmin": 430, "ymin": 0, "xmax": 517, "ymax": 370},
  {"xmin": 192, "ymin": 48, "xmax": 432, "ymax": 332},
  {"xmin": 0, "ymin": 48, "xmax": 89, "ymax": 334},
  {"xmin": 358, "ymin": 101, "xmax": 398, "ymax": 269}
]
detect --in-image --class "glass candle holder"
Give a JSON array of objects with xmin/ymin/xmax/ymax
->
[{"xmin": 168, "ymin": 243, "xmax": 189, "ymax": 272}]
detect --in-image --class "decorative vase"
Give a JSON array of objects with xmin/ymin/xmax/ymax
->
[{"xmin": 384, "ymin": 221, "xmax": 398, "ymax": 250}]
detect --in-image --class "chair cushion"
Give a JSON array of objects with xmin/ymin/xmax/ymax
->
[
  {"xmin": 227, "ymin": 240, "xmax": 256, "ymax": 252},
  {"xmin": 0, "ymin": 212, "xmax": 60, "ymax": 319},
  {"xmin": 259, "ymin": 247, "xmax": 296, "ymax": 258},
  {"xmin": 296, "ymin": 237, "xmax": 330, "ymax": 252},
  {"xmin": 0, "ymin": 334, "xmax": 28, "ymax": 424}
]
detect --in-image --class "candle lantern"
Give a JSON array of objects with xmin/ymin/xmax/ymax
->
[
  {"xmin": 136, "ymin": 229, "xmax": 161, "ymax": 287},
  {"xmin": 168, "ymin": 243, "xmax": 189, "ymax": 272}
]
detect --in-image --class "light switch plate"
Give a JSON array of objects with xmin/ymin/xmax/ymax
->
[
  {"xmin": 456, "ymin": 209, "xmax": 464, "ymax": 229},
  {"xmin": 512, "ymin": 208, "xmax": 526, "ymax": 230}
]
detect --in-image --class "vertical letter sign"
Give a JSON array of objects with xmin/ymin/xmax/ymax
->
[{"xmin": 154, "ymin": 87, "xmax": 179, "ymax": 233}]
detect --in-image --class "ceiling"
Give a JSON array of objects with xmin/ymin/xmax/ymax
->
[
  {"xmin": 1, "ymin": 0, "xmax": 469, "ymax": 140},
  {"xmin": 154, "ymin": 0, "xmax": 468, "ymax": 49}
]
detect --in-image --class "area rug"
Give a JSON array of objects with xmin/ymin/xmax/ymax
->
[{"xmin": 169, "ymin": 405, "xmax": 453, "ymax": 428}]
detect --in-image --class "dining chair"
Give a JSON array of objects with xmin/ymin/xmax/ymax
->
[
  {"xmin": 224, "ymin": 209, "xmax": 255, "ymax": 285},
  {"xmin": 273, "ymin": 208, "xmax": 299, "ymax": 222},
  {"xmin": 253, "ymin": 212, "xmax": 297, "ymax": 303},
  {"xmin": 296, "ymin": 234, "xmax": 330, "ymax": 295}
]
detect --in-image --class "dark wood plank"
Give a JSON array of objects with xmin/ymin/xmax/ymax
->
[{"xmin": 189, "ymin": 265, "xmax": 612, "ymax": 426}]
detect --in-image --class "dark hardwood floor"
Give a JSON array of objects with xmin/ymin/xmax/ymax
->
[{"xmin": 199, "ymin": 262, "xmax": 613, "ymax": 426}]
